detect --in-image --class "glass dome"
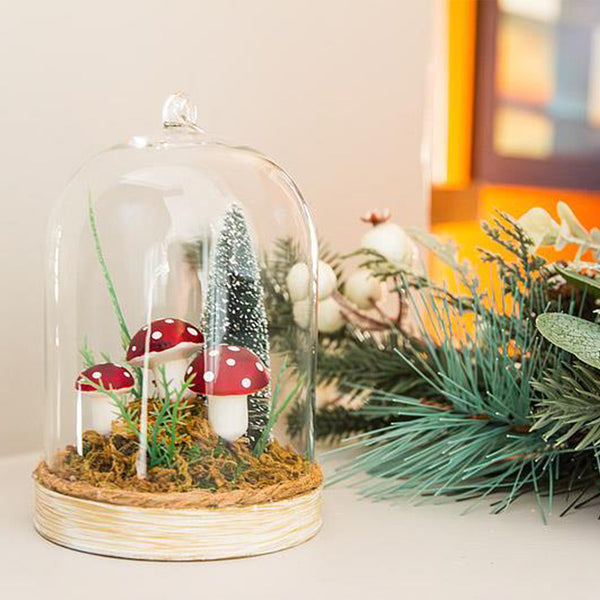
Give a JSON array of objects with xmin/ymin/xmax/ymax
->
[{"xmin": 35, "ymin": 93, "xmax": 321, "ymax": 560}]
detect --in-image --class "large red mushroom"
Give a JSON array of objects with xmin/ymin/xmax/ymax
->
[
  {"xmin": 75, "ymin": 363, "xmax": 134, "ymax": 451},
  {"xmin": 126, "ymin": 318, "xmax": 204, "ymax": 399},
  {"xmin": 187, "ymin": 344, "xmax": 270, "ymax": 442}
]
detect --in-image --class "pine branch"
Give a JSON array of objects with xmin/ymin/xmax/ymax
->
[
  {"xmin": 329, "ymin": 391, "xmax": 561, "ymax": 519},
  {"xmin": 287, "ymin": 403, "xmax": 394, "ymax": 443},
  {"xmin": 329, "ymin": 250, "xmax": 566, "ymax": 515},
  {"xmin": 264, "ymin": 214, "xmax": 600, "ymax": 515},
  {"xmin": 316, "ymin": 330, "xmax": 427, "ymax": 397}
]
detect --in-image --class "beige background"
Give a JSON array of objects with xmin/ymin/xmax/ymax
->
[{"xmin": 0, "ymin": 0, "xmax": 432, "ymax": 456}]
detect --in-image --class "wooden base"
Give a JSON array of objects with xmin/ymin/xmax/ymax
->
[{"xmin": 34, "ymin": 481, "xmax": 322, "ymax": 561}]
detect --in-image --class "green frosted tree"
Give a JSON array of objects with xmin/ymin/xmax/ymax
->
[{"xmin": 204, "ymin": 203, "xmax": 270, "ymax": 446}]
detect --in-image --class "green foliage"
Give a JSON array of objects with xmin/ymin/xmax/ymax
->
[
  {"xmin": 480, "ymin": 212, "xmax": 547, "ymax": 280},
  {"xmin": 148, "ymin": 368, "xmax": 193, "ymax": 468},
  {"xmin": 536, "ymin": 313, "xmax": 600, "ymax": 369},
  {"xmin": 329, "ymin": 258, "xmax": 565, "ymax": 517},
  {"xmin": 287, "ymin": 404, "xmax": 393, "ymax": 444},
  {"xmin": 408, "ymin": 257, "xmax": 561, "ymax": 420},
  {"xmin": 533, "ymin": 362, "xmax": 600, "ymax": 450},
  {"xmin": 87, "ymin": 193, "xmax": 131, "ymax": 350},
  {"xmin": 79, "ymin": 338, "xmax": 96, "ymax": 368},
  {"xmin": 262, "ymin": 211, "xmax": 600, "ymax": 516},
  {"xmin": 479, "ymin": 212, "xmax": 550, "ymax": 319},
  {"xmin": 253, "ymin": 361, "xmax": 303, "ymax": 456},
  {"xmin": 404, "ymin": 226, "xmax": 471, "ymax": 280},
  {"xmin": 317, "ymin": 330, "xmax": 427, "ymax": 399},
  {"xmin": 329, "ymin": 394, "xmax": 558, "ymax": 518}
]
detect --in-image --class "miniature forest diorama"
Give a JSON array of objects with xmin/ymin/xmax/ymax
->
[{"xmin": 34, "ymin": 94, "xmax": 322, "ymax": 560}]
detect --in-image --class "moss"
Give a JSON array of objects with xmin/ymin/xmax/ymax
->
[{"xmin": 52, "ymin": 399, "xmax": 309, "ymax": 494}]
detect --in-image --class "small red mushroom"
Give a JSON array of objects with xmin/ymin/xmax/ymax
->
[
  {"xmin": 126, "ymin": 318, "xmax": 204, "ymax": 399},
  {"xmin": 76, "ymin": 363, "xmax": 134, "ymax": 394},
  {"xmin": 75, "ymin": 363, "xmax": 134, "ymax": 448},
  {"xmin": 187, "ymin": 344, "xmax": 270, "ymax": 442}
]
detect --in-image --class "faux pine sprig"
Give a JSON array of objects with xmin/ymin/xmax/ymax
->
[
  {"xmin": 328, "ymin": 261, "xmax": 566, "ymax": 519},
  {"xmin": 87, "ymin": 193, "xmax": 131, "ymax": 350},
  {"xmin": 271, "ymin": 205, "xmax": 600, "ymax": 517}
]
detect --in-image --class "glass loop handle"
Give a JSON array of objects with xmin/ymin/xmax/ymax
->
[{"xmin": 162, "ymin": 92, "xmax": 205, "ymax": 132}]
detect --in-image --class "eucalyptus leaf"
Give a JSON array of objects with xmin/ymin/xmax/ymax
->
[
  {"xmin": 536, "ymin": 313, "xmax": 600, "ymax": 368},
  {"xmin": 555, "ymin": 264, "xmax": 600, "ymax": 299},
  {"xmin": 404, "ymin": 226, "xmax": 470, "ymax": 277}
]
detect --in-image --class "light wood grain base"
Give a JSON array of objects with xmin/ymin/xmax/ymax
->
[{"xmin": 34, "ymin": 481, "xmax": 322, "ymax": 560}]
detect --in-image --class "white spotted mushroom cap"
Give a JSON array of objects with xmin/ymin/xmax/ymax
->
[
  {"xmin": 76, "ymin": 363, "xmax": 134, "ymax": 395},
  {"xmin": 126, "ymin": 318, "xmax": 204, "ymax": 366},
  {"xmin": 187, "ymin": 344, "xmax": 269, "ymax": 396}
]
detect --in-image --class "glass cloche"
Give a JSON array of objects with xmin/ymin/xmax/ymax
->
[{"xmin": 34, "ymin": 93, "xmax": 322, "ymax": 560}]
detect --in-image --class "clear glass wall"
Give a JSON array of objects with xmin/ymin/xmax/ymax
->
[{"xmin": 44, "ymin": 95, "xmax": 318, "ymax": 493}]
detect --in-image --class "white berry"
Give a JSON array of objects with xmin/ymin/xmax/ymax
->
[
  {"xmin": 361, "ymin": 222, "xmax": 418, "ymax": 269},
  {"xmin": 317, "ymin": 261, "xmax": 337, "ymax": 299},
  {"xmin": 286, "ymin": 262, "xmax": 310, "ymax": 302},
  {"xmin": 286, "ymin": 260, "xmax": 337, "ymax": 301},
  {"xmin": 317, "ymin": 297, "xmax": 345, "ymax": 334},
  {"xmin": 344, "ymin": 269, "xmax": 383, "ymax": 309},
  {"xmin": 293, "ymin": 299, "xmax": 311, "ymax": 329}
]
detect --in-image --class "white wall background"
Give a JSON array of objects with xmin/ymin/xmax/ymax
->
[{"xmin": 0, "ymin": 0, "xmax": 432, "ymax": 456}]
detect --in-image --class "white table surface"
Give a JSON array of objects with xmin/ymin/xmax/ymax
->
[{"xmin": 1, "ymin": 451, "xmax": 600, "ymax": 600}]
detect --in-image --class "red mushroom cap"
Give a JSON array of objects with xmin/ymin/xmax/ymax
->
[
  {"xmin": 126, "ymin": 318, "xmax": 204, "ymax": 365},
  {"xmin": 187, "ymin": 344, "xmax": 269, "ymax": 396},
  {"xmin": 76, "ymin": 363, "xmax": 134, "ymax": 393}
]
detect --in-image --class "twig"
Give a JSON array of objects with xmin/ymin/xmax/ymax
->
[{"xmin": 333, "ymin": 291, "xmax": 390, "ymax": 331}]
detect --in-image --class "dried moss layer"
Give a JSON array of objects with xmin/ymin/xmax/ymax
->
[{"xmin": 35, "ymin": 400, "xmax": 322, "ymax": 508}]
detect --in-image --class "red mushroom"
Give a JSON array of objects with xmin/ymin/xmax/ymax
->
[
  {"xmin": 187, "ymin": 344, "xmax": 269, "ymax": 442},
  {"xmin": 126, "ymin": 318, "xmax": 204, "ymax": 399},
  {"xmin": 75, "ymin": 363, "xmax": 134, "ymax": 448}
]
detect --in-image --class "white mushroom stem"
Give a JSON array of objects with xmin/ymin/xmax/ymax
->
[
  {"xmin": 76, "ymin": 390, "xmax": 83, "ymax": 455},
  {"xmin": 152, "ymin": 358, "xmax": 195, "ymax": 400},
  {"xmin": 77, "ymin": 391, "xmax": 123, "ymax": 450},
  {"xmin": 90, "ymin": 393, "xmax": 121, "ymax": 435},
  {"xmin": 207, "ymin": 395, "xmax": 249, "ymax": 443}
]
